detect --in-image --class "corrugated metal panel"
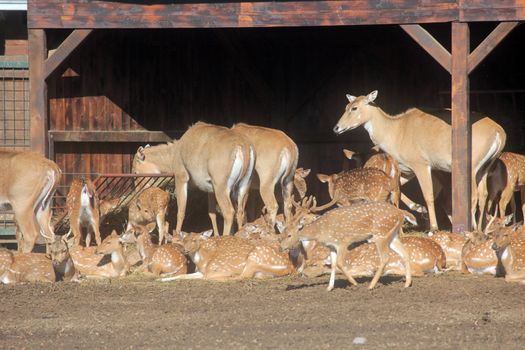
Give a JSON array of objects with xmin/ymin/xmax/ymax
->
[{"xmin": 0, "ymin": 1, "xmax": 27, "ymax": 11}]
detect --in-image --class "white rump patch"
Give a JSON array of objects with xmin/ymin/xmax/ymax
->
[{"xmin": 228, "ymin": 147, "xmax": 244, "ymax": 190}]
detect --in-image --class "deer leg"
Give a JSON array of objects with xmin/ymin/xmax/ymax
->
[
  {"xmin": 369, "ymin": 238, "xmax": 391, "ymax": 290},
  {"xmin": 12, "ymin": 203, "xmax": 40, "ymax": 253},
  {"xmin": 327, "ymin": 249, "xmax": 338, "ymax": 291},
  {"xmin": 413, "ymin": 165, "xmax": 438, "ymax": 231},
  {"xmin": 207, "ymin": 193, "xmax": 220, "ymax": 237},
  {"xmin": 389, "ymin": 232, "xmax": 412, "ymax": 288},
  {"xmin": 476, "ymin": 175, "xmax": 489, "ymax": 232},
  {"xmin": 85, "ymin": 229, "xmax": 92, "ymax": 248},
  {"xmin": 336, "ymin": 246, "xmax": 358, "ymax": 287},
  {"xmin": 282, "ymin": 177, "xmax": 295, "ymax": 224},
  {"xmin": 259, "ymin": 177, "xmax": 279, "ymax": 229},
  {"xmin": 213, "ymin": 183, "xmax": 235, "ymax": 236},
  {"xmin": 174, "ymin": 178, "xmax": 189, "ymax": 236},
  {"xmin": 90, "ymin": 209, "xmax": 102, "ymax": 246},
  {"xmin": 156, "ymin": 208, "xmax": 168, "ymax": 245},
  {"xmin": 160, "ymin": 271, "xmax": 204, "ymax": 282},
  {"xmin": 235, "ymin": 176, "xmax": 252, "ymax": 231},
  {"xmin": 498, "ymin": 184, "xmax": 514, "ymax": 221}
]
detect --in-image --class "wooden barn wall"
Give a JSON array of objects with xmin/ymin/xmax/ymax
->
[{"xmin": 47, "ymin": 25, "xmax": 525, "ymax": 212}]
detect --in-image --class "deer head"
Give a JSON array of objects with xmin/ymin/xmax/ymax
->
[
  {"xmin": 293, "ymin": 167, "xmax": 311, "ymax": 200},
  {"xmin": 280, "ymin": 196, "xmax": 321, "ymax": 250},
  {"xmin": 95, "ymin": 230, "xmax": 122, "ymax": 255},
  {"xmin": 333, "ymin": 90, "xmax": 378, "ymax": 134}
]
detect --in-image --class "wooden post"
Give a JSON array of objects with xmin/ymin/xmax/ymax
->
[
  {"xmin": 451, "ymin": 22, "xmax": 471, "ymax": 233},
  {"xmin": 29, "ymin": 29, "xmax": 48, "ymax": 156}
]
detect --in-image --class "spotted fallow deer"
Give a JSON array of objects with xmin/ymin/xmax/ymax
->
[
  {"xmin": 479, "ymin": 152, "xmax": 525, "ymax": 226},
  {"xmin": 293, "ymin": 168, "xmax": 311, "ymax": 200},
  {"xmin": 333, "ymin": 90, "xmax": 506, "ymax": 231},
  {"xmin": 317, "ymin": 167, "xmax": 399, "ymax": 208},
  {"xmin": 428, "ymin": 231, "xmax": 467, "ymax": 271},
  {"xmin": 66, "ymin": 177, "xmax": 102, "ymax": 247},
  {"xmin": 0, "ymin": 249, "xmax": 56, "ymax": 284},
  {"xmin": 126, "ymin": 187, "xmax": 170, "ymax": 245},
  {"xmin": 132, "ymin": 122, "xmax": 255, "ymax": 237},
  {"xmin": 162, "ymin": 231, "xmax": 294, "ymax": 281},
  {"xmin": 491, "ymin": 226, "xmax": 525, "ymax": 283},
  {"xmin": 0, "ymin": 151, "xmax": 61, "ymax": 253},
  {"xmin": 231, "ymin": 123, "xmax": 298, "ymax": 228},
  {"xmin": 280, "ymin": 200, "xmax": 416, "ymax": 291},
  {"xmin": 342, "ymin": 235, "xmax": 446, "ymax": 277},
  {"xmin": 121, "ymin": 223, "xmax": 188, "ymax": 277}
]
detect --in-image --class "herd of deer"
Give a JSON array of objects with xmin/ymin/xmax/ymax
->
[{"xmin": 1, "ymin": 90, "xmax": 525, "ymax": 288}]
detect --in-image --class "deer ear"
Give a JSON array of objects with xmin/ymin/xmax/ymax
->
[
  {"xmin": 201, "ymin": 229, "xmax": 213, "ymax": 239},
  {"xmin": 110, "ymin": 230, "xmax": 118, "ymax": 237},
  {"xmin": 136, "ymin": 146, "xmax": 146, "ymax": 162},
  {"xmin": 371, "ymin": 145, "xmax": 381, "ymax": 153},
  {"xmin": 343, "ymin": 149, "xmax": 355, "ymax": 159},
  {"xmin": 365, "ymin": 90, "xmax": 378, "ymax": 104},
  {"xmin": 146, "ymin": 222, "xmax": 156, "ymax": 233},
  {"xmin": 504, "ymin": 214, "xmax": 514, "ymax": 225},
  {"xmin": 276, "ymin": 220, "xmax": 285, "ymax": 234},
  {"xmin": 298, "ymin": 168, "xmax": 311, "ymax": 178},
  {"xmin": 346, "ymin": 94, "xmax": 357, "ymax": 103},
  {"xmin": 316, "ymin": 174, "xmax": 330, "ymax": 183}
]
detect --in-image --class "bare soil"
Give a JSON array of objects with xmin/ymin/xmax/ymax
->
[{"xmin": 1, "ymin": 272, "xmax": 524, "ymax": 349}]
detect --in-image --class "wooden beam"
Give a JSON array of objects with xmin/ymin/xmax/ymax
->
[
  {"xmin": 28, "ymin": 0, "xmax": 458, "ymax": 29},
  {"xmin": 460, "ymin": 0, "xmax": 525, "ymax": 22},
  {"xmin": 400, "ymin": 24, "xmax": 452, "ymax": 73},
  {"xmin": 468, "ymin": 22, "xmax": 520, "ymax": 74},
  {"xmin": 44, "ymin": 29, "xmax": 92, "ymax": 79},
  {"xmin": 29, "ymin": 29, "xmax": 48, "ymax": 155},
  {"xmin": 451, "ymin": 22, "xmax": 471, "ymax": 233},
  {"xmin": 49, "ymin": 130, "xmax": 173, "ymax": 143}
]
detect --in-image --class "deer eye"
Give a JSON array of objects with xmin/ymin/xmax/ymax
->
[{"xmin": 351, "ymin": 106, "xmax": 358, "ymax": 111}]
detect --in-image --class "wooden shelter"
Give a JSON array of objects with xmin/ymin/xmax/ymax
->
[{"xmin": 27, "ymin": 1, "xmax": 525, "ymax": 232}]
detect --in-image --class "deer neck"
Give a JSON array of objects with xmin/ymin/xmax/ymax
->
[
  {"xmin": 110, "ymin": 246, "xmax": 129, "ymax": 275},
  {"xmin": 137, "ymin": 233, "xmax": 156, "ymax": 262},
  {"xmin": 365, "ymin": 106, "xmax": 401, "ymax": 153}
]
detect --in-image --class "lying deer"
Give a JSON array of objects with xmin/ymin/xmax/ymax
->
[
  {"xmin": 133, "ymin": 122, "xmax": 254, "ymax": 236},
  {"xmin": 127, "ymin": 187, "xmax": 170, "ymax": 245},
  {"xmin": 491, "ymin": 226, "xmax": 525, "ymax": 283},
  {"xmin": 121, "ymin": 223, "xmax": 188, "ymax": 277},
  {"xmin": 342, "ymin": 235, "xmax": 446, "ymax": 277},
  {"xmin": 317, "ymin": 167, "xmax": 399, "ymax": 207},
  {"xmin": 67, "ymin": 177, "xmax": 102, "ymax": 247},
  {"xmin": 281, "ymin": 199, "xmax": 416, "ymax": 291},
  {"xmin": 461, "ymin": 231, "xmax": 499, "ymax": 275},
  {"xmin": 334, "ymin": 90, "xmax": 506, "ymax": 231},
  {"xmin": 53, "ymin": 230, "xmax": 130, "ymax": 279},
  {"xmin": 427, "ymin": 231, "xmax": 467, "ymax": 271},
  {"xmin": 0, "ymin": 151, "xmax": 61, "ymax": 252},
  {"xmin": 162, "ymin": 232, "xmax": 294, "ymax": 281},
  {"xmin": 232, "ymin": 123, "xmax": 298, "ymax": 228},
  {"xmin": 0, "ymin": 249, "xmax": 56, "ymax": 284}
]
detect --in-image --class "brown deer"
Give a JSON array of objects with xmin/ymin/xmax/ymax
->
[
  {"xmin": 66, "ymin": 177, "xmax": 102, "ymax": 247},
  {"xmin": 126, "ymin": 187, "xmax": 170, "ymax": 245},
  {"xmin": 132, "ymin": 122, "xmax": 255, "ymax": 237},
  {"xmin": 491, "ymin": 226, "xmax": 525, "ymax": 283},
  {"xmin": 479, "ymin": 152, "xmax": 525, "ymax": 227},
  {"xmin": 162, "ymin": 232, "xmax": 294, "ymax": 281},
  {"xmin": 60, "ymin": 230, "xmax": 130, "ymax": 279},
  {"xmin": 344, "ymin": 148, "xmax": 427, "ymax": 214},
  {"xmin": 0, "ymin": 151, "xmax": 61, "ymax": 252},
  {"xmin": 121, "ymin": 223, "xmax": 188, "ymax": 277},
  {"xmin": 334, "ymin": 90, "xmax": 506, "ymax": 231},
  {"xmin": 280, "ymin": 199, "xmax": 416, "ymax": 291},
  {"xmin": 427, "ymin": 231, "xmax": 467, "ymax": 271},
  {"xmin": 342, "ymin": 235, "xmax": 446, "ymax": 277},
  {"xmin": 317, "ymin": 167, "xmax": 399, "ymax": 208},
  {"xmin": 231, "ymin": 123, "xmax": 298, "ymax": 227},
  {"xmin": 0, "ymin": 249, "xmax": 56, "ymax": 284}
]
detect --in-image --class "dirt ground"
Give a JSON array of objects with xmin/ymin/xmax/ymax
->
[{"xmin": 1, "ymin": 272, "xmax": 524, "ymax": 349}]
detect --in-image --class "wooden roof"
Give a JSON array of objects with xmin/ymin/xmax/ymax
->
[{"xmin": 28, "ymin": 1, "xmax": 525, "ymax": 29}]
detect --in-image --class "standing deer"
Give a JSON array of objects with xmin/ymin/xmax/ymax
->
[
  {"xmin": 126, "ymin": 187, "xmax": 170, "ymax": 245},
  {"xmin": 0, "ymin": 151, "xmax": 61, "ymax": 252},
  {"xmin": 66, "ymin": 177, "xmax": 102, "ymax": 247},
  {"xmin": 491, "ymin": 226, "xmax": 525, "ymax": 283},
  {"xmin": 317, "ymin": 167, "xmax": 399, "ymax": 207},
  {"xmin": 280, "ymin": 200, "xmax": 416, "ymax": 291},
  {"xmin": 162, "ymin": 232, "xmax": 294, "ymax": 281},
  {"xmin": 231, "ymin": 123, "xmax": 298, "ymax": 228},
  {"xmin": 333, "ymin": 90, "xmax": 506, "ymax": 231},
  {"xmin": 133, "ymin": 122, "xmax": 255, "ymax": 236},
  {"xmin": 121, "ymin": 223, "xmax": 188, "ymax": 277},
  {"xmin": 479, "ymin": 152, "xmax": 525, "ymax": 226},
  {"xmin": 0, "ymin": 249, "xmax": 56, "ymax": 284}
]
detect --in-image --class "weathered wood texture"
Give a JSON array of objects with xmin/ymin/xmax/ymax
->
[
  {"xmin": 44, "ymin": 29, "xmax": 92, "ymax": 79},
  {"xmin": 27, "ymin": 0, "xmax": 525, "ymax": 29},
  {"xmin": 451, "ymin": 22, "xmax": 471, "ymax": 233},
  {"xmin": 28, "ymin": 29, "xmax": 47, "ymax": 155},
  {"xmin": 400, "ymin": 24, "xmax": 451, "ymax": 73}
]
